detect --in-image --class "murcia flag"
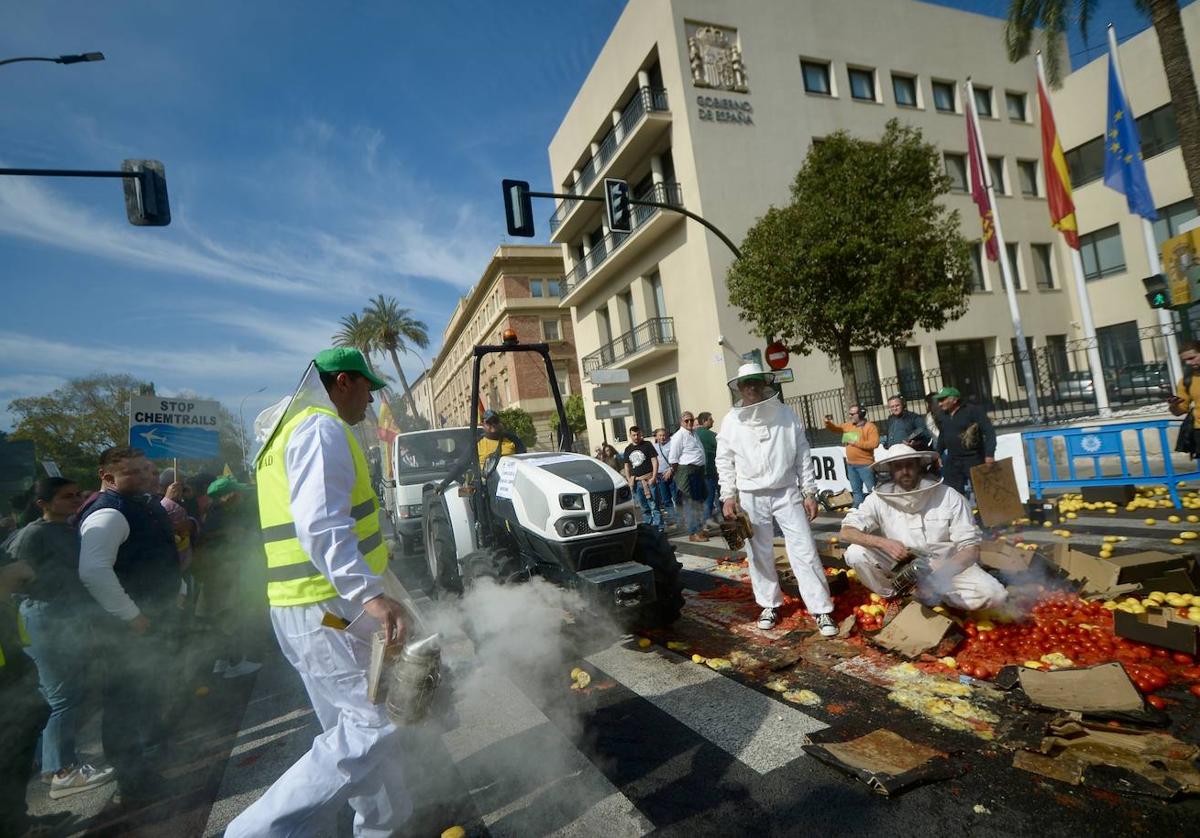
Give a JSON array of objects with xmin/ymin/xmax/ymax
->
[
  {"xmin": 1037, "ymin": 69, "xmax": 1080, "ymax": 248},
  {"xmin": 966, "ymin": 96, "xmax": 999, "ymax": 261}
]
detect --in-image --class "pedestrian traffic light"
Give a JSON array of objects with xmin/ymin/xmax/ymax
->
[
  {"xmin": 604, "ymin": 177, "xmax": 632, "ymax": 233},
  {"xmin": 121, "ymin": 159, "xmax": 171, "ymax": 226},
  {"xmin": 502, "ymin": 179, "xmax": 534, "ymax": 237},
  {"xmin": 1142, "ymin": 273, "xmax": 1171, "ymax": 309}
]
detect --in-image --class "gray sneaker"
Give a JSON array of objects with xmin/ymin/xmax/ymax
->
[
  {"xmin": 815, "ymin": 613, "xmax": 838, "ymax": 638},
  {"xmin": 757, "ymin": 607, "xmax": 780, "ymax": 630},
  {"xmin": 49, "ymin": 763, "xmax": 116, "ymax": 799}
]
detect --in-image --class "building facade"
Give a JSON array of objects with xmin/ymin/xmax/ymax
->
[
  {"xmin": 429, "ymin": 245, "xmax": 584, "ymax": 447},
  {"xmin": 547, "ymin": 0, "xmax": 1180, "ymax": 444}
]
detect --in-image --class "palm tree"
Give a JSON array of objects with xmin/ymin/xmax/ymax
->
[
  {"xmin": 363, "ymin": 294, "xmax": 429, "ymax": 422},
  {"xmin": 1006, "ymin": 0, "xmax": 1200, "ymax": 204},
  {"xmin": 332, "ymin": 312, "xmax": 380, "ymax": 373}
]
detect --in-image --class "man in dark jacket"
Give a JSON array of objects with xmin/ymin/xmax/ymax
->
[
  {"xmin": 881, "ymin": 395, "xmax": 932, "ymax": 449},
  {"xmin": 933, "ymin": 387, "xmax": 996, "ymax": 497}
]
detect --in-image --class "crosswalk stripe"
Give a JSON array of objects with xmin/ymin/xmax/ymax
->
[{"xmin": 584, "ymin": 644, "xmax": 828, "ymax": 775}]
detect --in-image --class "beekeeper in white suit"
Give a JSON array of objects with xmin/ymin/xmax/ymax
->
[
  {"xmin": 716, "ymin": 362, "xmax": 838, "ymax": 636},
  {"xmin": 226, "ymin": 347, "xmax": 411, "ymax": 838},
  {"xmin": 839, "ymin": 444, "xmax": 1007, "ymax": 611}
]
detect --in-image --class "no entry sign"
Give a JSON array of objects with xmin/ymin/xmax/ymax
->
[{"xmin": 765, "ymin": 341, "xmax": 789, "ymax": 370}]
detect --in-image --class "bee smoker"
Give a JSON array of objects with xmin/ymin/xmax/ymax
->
[
  {"xmin": 383, "ymin": 632, "xmax": 442, "ymax": 725},
  {"xmin": 719, "ymin": 511, "xmax": 753, "ymax": 550},
  {"xmin": 890, "ymin": 550, "xmax": 934, "ymax": 599}
]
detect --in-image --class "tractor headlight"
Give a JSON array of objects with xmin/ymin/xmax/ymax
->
[
  {"xmin": 620, "ymin": 511, "xmax": 635, "ymax": 527},
  {"xmin": 559, "ymin": 493, "xmax": 584, "ymax": 510},
  {"xmin": 615, "ymin": 485, "xmax": 632, "ymax": 503},
  {"xmin": 397, "ymin": 504, "xmax": 423, "ymax": 519},
  {"xmin": 555, "ymin": 516, "xmax": 586, "ymax": 537}
]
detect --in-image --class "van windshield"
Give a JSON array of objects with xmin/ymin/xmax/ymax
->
[{"xmin": 396, "ymin": 429, "xmax": 474, "ymax": 476}]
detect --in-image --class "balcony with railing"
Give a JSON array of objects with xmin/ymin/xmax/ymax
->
[
  {"xmin": 582, "ymin": 317, "xmax": 676, "ymax": 375},
  {"xmin": 559, "ymin": 181, "xmax": 683, "ymax": 306},
  {"xmin": 548, "ymin": 86, "xmax": 671, "ymax": 243}
]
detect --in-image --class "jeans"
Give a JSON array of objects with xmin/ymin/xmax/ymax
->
[
  {"xmin": 633, "ymin": 480, "xmax": 662, "ymax": 528},
  {"xmin": 846, "ymin": 463, "xmax": 876, "ymax": 508},
  {"xmin": 674, "ymin": 464, "xmax": 706, "ymax": 535},
  {"xmin": 654, "ymin": 477, "xmax": 676, "ymax": 522},
  {"xmin": 942, "ymin": 455, "xmax": 982, "ymax": 500},
  {"xmin": 0, "ymin": 673, "xmax": 48, "ymax": 834},
  {"xmin": 19, "ymin": 599, "xmax": 87, "ymax": 774},
  {"xmin": 704, "ymin": 476, "xmax": 719, "ymax": 521}
]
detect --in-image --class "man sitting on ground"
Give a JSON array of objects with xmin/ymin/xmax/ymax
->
[{"xmin": 839, "ymin": 444, "xmax": 1006, "ymax": 611}]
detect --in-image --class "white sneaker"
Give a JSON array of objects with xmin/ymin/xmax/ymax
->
[
  {"xmin": 757, "ymin": 607, "xmax": 780, "ymax": 630},
  {"xmin": 212, "ymin": 659, "xmax": 229, "ymax": 675},
  {"xmin": 49, "ymin": 763, "xmax": 116, "ymax": 799},
  {"xmin": 223, "ymin": 659, "xmax": 263, "ymax": 678},
  {"xmin": 815, "ymin": 613, "xmax": 838, "ymax": 637}
]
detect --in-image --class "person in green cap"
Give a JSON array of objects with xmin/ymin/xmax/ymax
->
[
  {"xmin": 933, "ymin": 385, "xmax": 995, "ymax": 498},
  {"xmin": 227, "ymin": 347, "xmax": 412, "ymax": 837},
  {"xmin": 202, "ymin": 476, "xmax": 262, "ymax": 679}
]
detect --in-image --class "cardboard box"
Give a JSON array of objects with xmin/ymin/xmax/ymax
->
[
  {"xmin": 979, "ymin": 542, "xmax": 1034, "ymax": 574},
  {"xmin": 1113, "ymin": 607, "xmax": 1200, "ymax": 655},
  {"xmin": 1081, "ymin": 485, "xmax": 1136, "ymax": 505},
  {"xmin": 871, "ymin": 602, "xmax": 959, "ymax": 658},
  {"xmin": 1017, "ymin": 662, "xmax": 1143, "ymax": 714},
  {"xmin": 1051, "ymin": 544, "xmax": 1199, "ymax": 596}
]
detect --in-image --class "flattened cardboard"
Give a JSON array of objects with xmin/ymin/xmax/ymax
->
[
  {"xmin": 1017, "ymin": 662, "xmax": 1143, "ymax": 713},
  {"xmin": 1113, "ymin": 607, "xmax": 1200, "ymax": 655},
  {"xmin": 970, "ymin": 458, "xmax": 1024, "ymax": 527},
  {"xmin": 979, "ymin": 542, "xmax": 1034, "ymax": 574},
  {"xmin": 871, "ymin": 602, "xmax": 957, "ymax": 658},
  {"xmin": 802, "ymin": 730, "xmax": 960, "ymax": 797}
]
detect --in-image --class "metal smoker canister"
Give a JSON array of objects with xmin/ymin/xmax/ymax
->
[{"xmin": 385, "ymin": 633, "xmax": 442, "ymax": 725}]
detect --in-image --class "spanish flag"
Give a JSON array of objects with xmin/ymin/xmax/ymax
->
[{"xmin": 1037, "ymin": 64, "xmax": 1080, "ymax": 249}]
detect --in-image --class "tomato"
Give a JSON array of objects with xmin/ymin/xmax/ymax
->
[
  {"xmin": 1152, "ymin": 648, "xmax": 1169, "ymax": 659},
  {"xmin": 1172, "ymin": 653, "xmax": 1195, "ymax": 665},
  {"xmin": 1147, "ymin": 694, "xmax": 1167, "ymax": 710},
  {"xmin": 1177, "ymin": 667, "xmax": 1200, "ymax": 681},
  {"xmin": 1190, "ymin": 685, "xmax": 1200, "ymax": 699}
]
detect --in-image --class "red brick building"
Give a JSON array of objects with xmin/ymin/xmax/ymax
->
[{"xmin": 430, "ymin": 245, "xmax": 584, "ymax": 449}]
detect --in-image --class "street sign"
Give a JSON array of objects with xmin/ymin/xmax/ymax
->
[
  {"xmin": 772, "ymin": 368, "xmax": 795, "ymax": 384},
  {"xmin": 592, "ymin": 383, "xmax": 632, "ymax": 402},
  {"xmin": 129, "ymin": 396, "xmax": 221, "ymax": 459},
  {"xmin": 595, "ymin": 403, "xmax": 633, "ymax": 420},
  {"xmin": 765, "ymin": 341, "xmax": 789, "ymax": 370},
  {"xmin": 590, "ymin": 368, "xmax": 630, "ymax": 385},
  {"xmin": 604, "ymin": 177, "xmax": 632, "ymax": 233},
  {"xmin": 502, "ymin": 179, "xmax": 534, "ymax": 237}
]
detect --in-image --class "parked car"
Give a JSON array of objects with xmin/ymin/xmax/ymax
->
[
  {"xmin": 1111, "ymin": 363, "xmax": 1171, "ymax": 403},
  {"xmin": 1051, "ymin": 371, "xmax": 1096, "ymax": 404}
]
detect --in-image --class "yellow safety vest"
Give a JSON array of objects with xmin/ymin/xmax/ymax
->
[
  {"xmin": 257, "ymin": 405, "xmax": 388, "ymax": 606},
  {"xmin": 0, "ymin": 608, "xmax": 31, "ymax": 669}
]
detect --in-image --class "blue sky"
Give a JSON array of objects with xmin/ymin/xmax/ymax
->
[{"xmin": 0, "ymin": 0, "xmax": 1163, "ymax": 433}]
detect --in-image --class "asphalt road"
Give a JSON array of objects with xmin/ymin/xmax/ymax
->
[{"xmin": 31, "ymin": 513, "xmax": 1200, "ymax": 837}]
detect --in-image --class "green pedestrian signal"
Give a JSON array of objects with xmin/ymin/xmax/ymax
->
[{"xmin": 1142, "ymin": 274, "xmax": 1170, "ymax": 309}]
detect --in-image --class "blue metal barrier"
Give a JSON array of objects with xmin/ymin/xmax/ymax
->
[{"xmin": 1023, "ymin": 419, "xmax": 1200, "ymax": 507}]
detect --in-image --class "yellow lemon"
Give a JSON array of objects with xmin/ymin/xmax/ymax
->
[
  {"xmin": 1144, "ymin": 518, "xmax": 1157, "ymax": 525},
  {"xmin": 1172, "ymin": 538, "xmax": 1186, "ymax": 545},
  {"xmin": 1183, "ymin": 531, "xmax": 1199, "ymax": 540},
  {"xmin": 442, "ymin": 828, "xmax": 466, "ymax": 838},
  {"xmin": 1065, "ymin": 512, "xmax": 1077, "ymax": 520},
  {"xmin": 1169, "ymin": 515, "xmax": 1182, "ymax": 523},
  {"xmin": 1043, "ymin": 521, "xmax": 1053, "ymax": 528},
  {"xmin": 691, "ymin": 654, "xmax": 706, "ymax": 664},
  {"xmin": 637, "ymin": 638, "xmax": 652, "ymax": 649},
  {"xmin": 1107, "ymin": 508, "xmax": 1117, "ymax": 514}
]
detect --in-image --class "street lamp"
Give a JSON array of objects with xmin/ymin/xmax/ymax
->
[
  {"xmin": 402, "ymin": 347, "xmax": 432, "ymax": 426},
  {"xmin": 0, "ymin": 52, "xmax": 105, "ymax": 68},
  {"xmin": 239, "ymin": 386, "xmax": 268, "ymax": 475}
]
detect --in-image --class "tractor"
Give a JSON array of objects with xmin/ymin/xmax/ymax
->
[{"xmin": 420, "ymin": 330, "xmax": 683, "ymax": 627}]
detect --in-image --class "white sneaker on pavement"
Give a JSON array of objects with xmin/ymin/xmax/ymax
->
[
  {"xmin": 757, "ymin": 607, "xmax": 780, "ymax": 630},
  {"xmin": 815, "ymin": 613, "xmax": 839, "ymax": 637},
  {"xmin": 49, "ymin": 763, "xmax": 116, "ymax": 799},
  {"xmin": 212, "ymin": 659, "xmax": 229, "ymax": 675},
  {"xmin": 223, "ymin": 659, "xmax": 263, "ymax": 678}
]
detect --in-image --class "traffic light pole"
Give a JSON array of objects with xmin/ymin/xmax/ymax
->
[
  {"xmin": 0, "ymin": 162, "xmax": 171, "ymax": 226},
  {"xmin": 526, "ymin": 190, "xmax": 743, "ymax": 260}
]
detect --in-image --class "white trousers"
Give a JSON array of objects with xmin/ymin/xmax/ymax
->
[
  {"xmin": 225, "ymin": 599, "xmax": 412, "ymax": 838},
  {"xmin": 843, "ymin": 544, "xmax": 1008, "ymax": 611},
  {"xmin": 741, "ymin": 485, "xmax": 833, "ymax": 614}
]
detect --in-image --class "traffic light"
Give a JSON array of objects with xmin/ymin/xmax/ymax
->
[
  {"xmin": 121, "ymin": 159, "xmax": 171, "ymax": 226},
  {"xmin": 502, "ymin": 179, "xmax": 534, "ymax": 237},
  {"xmin": 604, "ymin": 177, "xmax": 632, "ymax": 233},
  {"xmin": 1142, "ymin": 273, "xmax": 1171, "ymax": 309}
]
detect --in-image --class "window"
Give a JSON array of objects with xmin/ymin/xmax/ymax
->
[
  {"xmin": 892, "ymin": 73, "xmax": 917, "ymax": 108},
  {"xmin": 848, "ymin": 67, "xmax": 876, "ymax": 101},
  {"xmin": 547, "ymin": 279, "xmax": 561, "ymax": 297},
  {"xmin": 649, "ymin": 271, "xmax": 666, "ymax": 318},
  {"xmin": 1080, "ymin": 224, "xmax": 1126, "ymax": 280},
  {"xmin": 932, "ymin": 79, "xmax": 956, "ymax": 113},
  {"xmin": 801, "ymin": 60, "xmax": 831, "ymax": 95},
  {"xmin": 1097, "ymin": 320, "xmax": 1144, "ymax": 371},
  {"xmin": 851, "ymin": 350, "xmax": 882, "ymax": 406},
  {"xmin": 530, "ymin": 279, "xmax": 543, "ymax": 297},
  {"xmin": 1139, "ymin": 103, "xmax": 1179, "ymax": 158},
  {"xmin": 658, "ymin": 379, "xmax": 680, "ymax": 429},
  {"xmin": 987, "ymin": 156, "xmax": 1006, "ymax": 194},
  {"xmin": 973, "ymin": 85, "xmax": 993, "ymax": 117},
  {"xmin": 969, "ymin": 243, "xmax": 987, "ymax": 292},
  {"xmin": 1152, "ymin": 198, "xmax": 1198, "ymax": 245},
  {"xmin": 612, "ymin": 416, "xmax": 627, "ymax": 443},
  {"xmin": 542, "ymin": 318, "xmax": 561, "ymax": 341},
  {"xmin": 1065, "ymin": 135, "xmax": 1105, "ymax": 187},
  {"xmin": 632, "ymin": 388, "xmax": 651, "ymax": 433},
  {"xmin": 1005, "ymin": 91, "xmax": 1027, "ymax": 122},
  {"xmin": 892, "ymin": 347, "xmax": 925, "ymax": 402},
  {"xmin": 1046, "ymin": 334, "xmax": 1069, "ymax": 378},
  {"xmin": 1031, "ymin": 243, "xmax": 1055, "ymax": 290},
  {"xmin": 1002, "ymin": 242, "xmax": 1023, "ymax": 290},
  {"xmin": 1017, "ymin": 159, "xmax": 1039, "ymax": 197},
  {"xmin": 944, "ymin": 152, "xmax": 967, "ymax": 192},
  {"xmin": 553, "ymin": 361, "xmax": 571, "ymax": 396},
  {"xmin": 936, "ymin": 339, "xmax": 991, "ymax": 403}
]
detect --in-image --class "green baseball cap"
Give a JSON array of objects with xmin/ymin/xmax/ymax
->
[
  {"xmin": 314, "ymin": 347, "xmax": 387, "ymax": 391},
  {"xmin": 935, "ymin": 386, "xmax": 961, "ymax": 400},
  {"xmin": 207, "ymin": 476, "xmax": 252, "ymax": 498}
]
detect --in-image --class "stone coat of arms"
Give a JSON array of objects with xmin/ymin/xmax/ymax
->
[{"xmin": 687, "ymin": 24, "xmax": 748, "ymax": 93}]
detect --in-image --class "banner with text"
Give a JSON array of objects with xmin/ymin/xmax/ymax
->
[{"xmin": 129, "ymin": 396, "xmax": 221, "ymax": 459}]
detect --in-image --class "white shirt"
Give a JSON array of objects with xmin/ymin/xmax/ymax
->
[
  {"xmin": 667, "ymin": 427, "xmax": 706, "ymax": 467},
  {"xmin": 843, "ymin": 478, "xmax": 980, "ymax": 566},
  {"xmin": 716, "ymin": 398, "xmax": 815, "ymax": 499},
  {"xmin": 79, "ymin": 508, "xmax": 140, "ymax": 621},
  {"xmin": 285, "ymin": 413, "xmax": 385, "ymax": 608},
  {"xmin": 652, "ymin": 442, "xmax": 672, "ymax": 475}
]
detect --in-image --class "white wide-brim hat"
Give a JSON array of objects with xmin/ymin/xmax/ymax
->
[
  {"xmin": 873, "ymin": 443, "xmax": 939, "ymax": 472},
  {"xmin": 727, "ymin": 361, "xmax": 777, "ymax": 392}
]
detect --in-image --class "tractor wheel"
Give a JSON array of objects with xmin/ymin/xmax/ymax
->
[
  {"xmin": 460, "ymin": 548, "xmax": 507, "ymax": 587},
  {"xmin": 630, "ymin": 523, "xmax": 684, "ymax": 628},
  {"xmin": 424, "ymin": 497, "xmax": 463, "ymax": 598}
]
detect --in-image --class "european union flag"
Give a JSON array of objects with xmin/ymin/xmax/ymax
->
[{"xmin": 1103, "ymin": 47, "xmax": 1157, "ymax": 220}]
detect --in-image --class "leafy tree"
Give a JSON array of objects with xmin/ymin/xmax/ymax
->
[
  {"xmin": 497, "ymin": 407, "xmax": 537, "ymax": 448},
  {"xmin": 362, "ymin": 295, "xmax": 429, "ymax": 424},
  {"xmin": 726, "ymin": 120, "xmax": 973, "ymax": 409},
  {"xmin": 549, "ymin": 394, "xmax": 588, "ymax": 448},
  {"xmin": 1006, "ymin": 0, "xmax": 1200, "ymax": 203}
]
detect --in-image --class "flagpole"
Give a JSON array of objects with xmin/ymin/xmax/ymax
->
[
  {"xmin": 965, "ymin": 79, "xmax": 1042, "ymax": 423},
  {"xmin": 1036, "ymin": 53, "xmax": 1112, "ymax": 416},
  {"xmin": 1107, "ymin": 24, "xmax": 1183, "ymax": 385}
]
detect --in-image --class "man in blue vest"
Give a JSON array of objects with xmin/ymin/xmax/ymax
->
[
  {"xmin": 78, "ymin": 445, "xmax": 182, "ymax": 806},
  {"xmin": 227, "ymin": 348, "xmax": 410, "ymax": 838}
]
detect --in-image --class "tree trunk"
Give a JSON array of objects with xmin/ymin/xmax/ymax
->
[
  {"xmin": 836, "ymin": 341, "xmax": 859, "ymax": 418},
  {"xmin": 1151, "ymin": 0, "xmax": 1200, "ymax": 204},
  {"xmin": 387, "ymin": 347, "xmax": 420, "ymax": 422}
]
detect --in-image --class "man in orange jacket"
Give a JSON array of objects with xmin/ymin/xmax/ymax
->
[{"xmin": 824, "ymin": 405, "xmax": 879, "ymax": 508}]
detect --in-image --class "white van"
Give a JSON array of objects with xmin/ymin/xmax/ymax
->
[{"xmin": 385, "ymin": 427, "xmax": 474, "ymax": 555}]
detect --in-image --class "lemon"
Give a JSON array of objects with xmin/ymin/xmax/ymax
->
[
  {"xmin": 442, "ymin": 827, "xmax": 467, "ymax": 838},
  {"xmin": 1102, "ymin": 601, "xmax": 1118, "ymax": 610},
  {"xmin": 1172, "ymin": 538, "xmax": 1186, "ymax": 545},
  {"xmin": 691, "ymin": 654, "xmax": 706, "ymax": 664},
  {"xmin": 195, "ymin": 686, "xmax": 209, "ymax": 697},
  {"xmin": 1169, "ymin": 515, "xmax": 1182, "ymax": 523},
  {"xmin": 1107, "ymin": 508, "xmax": 1117, "ymax": 514},
  {"xmin": 1189, "ymin": 515, "xmax": 1199, "ymax": 523},
  {"xmin": 1144, "ymin": 518, "xmax": 1157, "ymax": 525},
  {"xmin": 637, "ymin": 637, "xmax": 652, "ymax": 649},
  {"xmin": 1066, "ymin": 512, "xmax": 1077, "ymax": 519},
  {"xmin": 1043, "ymin": 521, "xmax": 1053, "ymax": 528},
  {"xmin": 1183, "ymin": 531, "xmax": 1199, "ymax": 540},
  {"xmin": 666, "ymin": 641, "xmax": 688, "ymax": 651}
]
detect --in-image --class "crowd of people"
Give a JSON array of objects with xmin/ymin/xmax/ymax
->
[{"xmin": 0, "ymin": 449, "xmax": 265, "ymax": 836}]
